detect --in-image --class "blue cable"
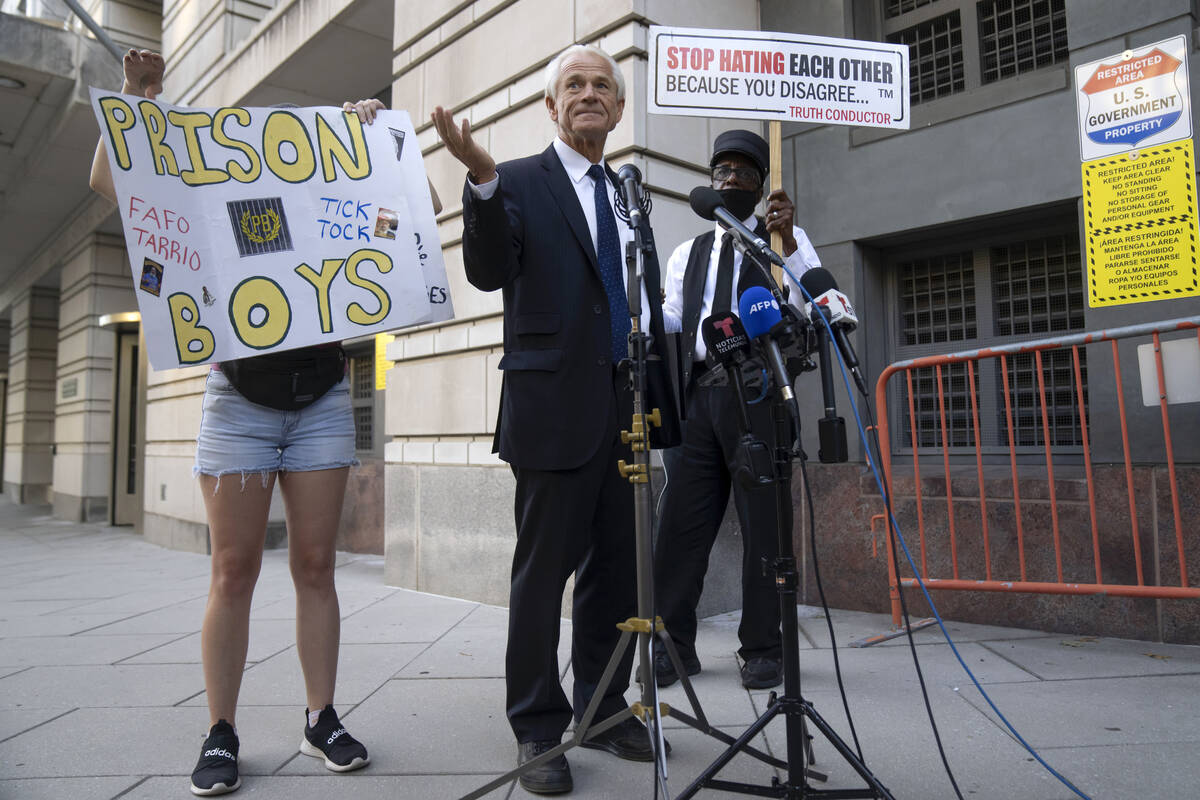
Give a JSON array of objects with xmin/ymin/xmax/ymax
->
[{"xmin": 780, "ymin": 263, "xmax": 1094, "ymax": 800}]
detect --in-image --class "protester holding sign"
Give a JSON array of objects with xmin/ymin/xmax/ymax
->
[
  {"xmin": 89, "ymin": 50, "xmax": 445, "ymax": 796},
  {"xmin": 654, "ymin": 129, "xmax": 820, "ymax": 691},
  {"xmin": 431, "ymin": 43, "xmax": 680, "ymax": 795}
]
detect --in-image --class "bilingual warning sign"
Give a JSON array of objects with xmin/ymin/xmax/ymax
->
[
  {"xmin": 1075, "ymin": 36, "xmax": 1191, "ymax": 162},
  {"xmin": 1082, "ymin": 140, "xmax": 1200, "ymax": 306},
  {"xmin": 648, "ymin": 25, "xmax": 909, "ymax": 129}
]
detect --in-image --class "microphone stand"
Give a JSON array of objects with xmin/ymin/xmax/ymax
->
[{"xmin": 674, "ymin": 245, "xmax": 895, "ymax": 800}]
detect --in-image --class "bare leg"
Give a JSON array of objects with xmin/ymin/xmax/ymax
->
[
  {"xmin": 278, "ymin": 467, "xmax": 350, "ymax": 712},
  {"xmin": 199, "ymin": 472, "xmax": 275, "ymax": 727}
]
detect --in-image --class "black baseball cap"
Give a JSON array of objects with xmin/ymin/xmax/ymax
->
[{"xmin": 710, "ymin": 129, "xmax": 768, "ymax": 181}]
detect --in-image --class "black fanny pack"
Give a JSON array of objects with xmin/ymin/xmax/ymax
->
[{"xmin": 220, "ymin": 346, "xmax": 346, "ymax": 411}]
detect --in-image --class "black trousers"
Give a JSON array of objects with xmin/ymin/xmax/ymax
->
[
  {"xmin": 505, "ymin": 376, "xmax": 636, "ymax": 743},
  {"xmin": 653, "ymin": 369, "xmax": 783, "ymax": 662}
]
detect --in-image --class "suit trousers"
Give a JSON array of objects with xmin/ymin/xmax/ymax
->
[
  {"xmin": 653, "ymin": 370, "xmax": 783, "ymax": 663},
  {"xmin": 505, "ymin": 372, "xmax": 636, "ymax": 743}
]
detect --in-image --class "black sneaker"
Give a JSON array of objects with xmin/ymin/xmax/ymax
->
[
  {"xmin": 190, "ymin": 719, "xmax": 240, "ymax": 796},
  {"xmin": 740, "ymin": 655, "xmax": 783, "ymax": 690},
  {"xmin": 300, "ymin": 705, "xmax": 370, "ymax": 772}
]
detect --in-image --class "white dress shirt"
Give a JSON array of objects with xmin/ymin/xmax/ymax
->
[
  {"xmin": 662, "ymin": 217, "xmax": 821, "ymax": 362},
  {"xmin": 468, "ymin": 138, "xmax": 652, "ymax": 331}
]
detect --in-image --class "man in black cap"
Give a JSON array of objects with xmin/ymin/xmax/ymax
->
[{"xmin": 653, "ymin": 129, "xmax": 821, "ymax": 690}]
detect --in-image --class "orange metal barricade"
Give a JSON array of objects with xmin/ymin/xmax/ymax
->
[{"xmin": 873, "ymin": 317, "xmax": 1200, "ymax": 628}]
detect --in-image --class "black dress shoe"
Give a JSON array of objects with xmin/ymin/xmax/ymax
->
[
  {"xmin": 653, "ymin": 650, "xmax": 701, "ymax": 688},
  {"xmin": 740, "ymin": 656, "xmax": 783, "ymax": 690},
  {"xmin": 580, "ymin": 717, "xmax": 670, "ymax": 762},
  {"xmin": 517, "ymin": 740, "xmax": 572, "ymax": 795}
]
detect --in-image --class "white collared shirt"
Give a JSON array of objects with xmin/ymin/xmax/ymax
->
[{"xmin": 662, "ymin": 216, "xmax": 821, "ymax": 362}]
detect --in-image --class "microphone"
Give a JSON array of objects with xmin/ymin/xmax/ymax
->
[
  {"xmin": 700, "ymin": 311, "xmax": 754, "ymax": 434},
  {"xmin": 689, "ymin": 187, "xmax": 785, "ymax": 268},
  {"xmin": 700, "ymin": 311, "xmax": 774, "ymax": 484},
  {"xmin": 738, "ymin": 286, "xmax": 794, "ymax": 404},
  {"xmin": 799, "ymin": 267, "xmax": 867, "ymax": 396},
  {"xmin": 617, "ymin": 163, "xmax": 645, "ymax": 228}
]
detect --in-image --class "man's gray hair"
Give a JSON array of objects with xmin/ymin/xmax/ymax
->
[{"xmin": 544, "ymin": 44, "xmax": 625, "ymax": 101}]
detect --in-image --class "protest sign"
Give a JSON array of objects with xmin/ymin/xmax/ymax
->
[
  {"xmin": 90, "ymin": 89, "xmax": 452, "ymax": 369},
  {"xmin": 648, "ymin": 25, "xmax": 909, "ymax": 130}
]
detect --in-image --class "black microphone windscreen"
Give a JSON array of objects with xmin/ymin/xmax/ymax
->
[
  {"xmin": 617, "ymin": 163, "xmax": 642, "ymax": 183},
  {"xmin": 700, "ymin": 311, "xmax": 750, "ymax": 364},
  {"xmin": 689, "ymin": 186, "xmax": 723, "ymax": 221},
  {"xmin": 799, "ymin": 267, "xmax": 838, "ymax": 298}
]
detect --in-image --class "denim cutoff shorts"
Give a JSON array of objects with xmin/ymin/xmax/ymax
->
[{"xmin": 193, "ymin": 368, "xmax": 358, "ymax": 487}]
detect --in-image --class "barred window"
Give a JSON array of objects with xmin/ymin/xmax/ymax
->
[
  {"xmin": 978, "ymin": 0, "xmax": 1069, "ymax": 83},
  {"xmin": 886, "ymin": 0, "xmax": 936, "ymax": 17},
  {"xmin": 888, "ymin": 11, "xmax": 965, "ymax": 103},
  {"xmin": 899, "ymin": 252, "xmax": 977, "ymax": 346},
  {"xmin": 347, "ymin": 353, "xmax": 378, "ymax": 454},
  {"xmin": 892, "ymin": 224, "xmax": 1087, "ymax": 454},
  {"xmin": 991, "ymin": 234, "xmax": 1086, "ymax": 447}
]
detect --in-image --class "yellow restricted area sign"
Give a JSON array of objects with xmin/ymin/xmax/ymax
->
[{"xmin": 1082, "ymin": 139, "xmax": 1200, "ymax": 306}]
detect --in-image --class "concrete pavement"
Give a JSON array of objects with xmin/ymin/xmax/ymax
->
[{"xmin": 0, "ymin": 497, "xmax": 1196, "ymax": 799}]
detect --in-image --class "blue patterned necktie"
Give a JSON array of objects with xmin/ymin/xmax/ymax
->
[{"xmin": 588, "ymin": 164, "xmax": 631, "ymax": 362}]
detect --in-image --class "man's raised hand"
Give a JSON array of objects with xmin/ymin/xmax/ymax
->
[{"xmin": 431, "ymin": 106, "xmax": 496, "ymax": 184}]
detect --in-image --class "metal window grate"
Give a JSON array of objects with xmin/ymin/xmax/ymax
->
[
  {"xmin": 903, "ymin": 363, "xmax": 977, "ymax": 449},
  {"xmin": 354, "ymin": 406, "xmax": 373, "ymax": 452},
  {"xmin": 992, "ymin": 234, "xmax": 1086, "ymax": 447},
  {"xmin": 352, "ymin": 356, "xmax": 373, "ymax": 399},
  {"xmin": 888, "ymin": 11, "xmax": 965, "ymax": 103},
  {"xmin": 978, "ymin": 0, "xmax": 1068, "ymax": 83},
  {"xmin": 899, "ymin": 251, "xmax": 977, "ymax": 346},
  {"xmin": 991, "ymin": 235, "xmax": 1084, "ymax": 337},
  {"xmin": 886, "ymin": 0, "xmax": 936, "ymax": 17},
  {"xmin": 1000, "ymin": 351, "xmax": 1086, "ymax": 447}
]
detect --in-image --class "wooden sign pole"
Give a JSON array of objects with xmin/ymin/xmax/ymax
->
[{"xmin": 769, "ymin": 120, "xmax": 783, "ymax": 286}]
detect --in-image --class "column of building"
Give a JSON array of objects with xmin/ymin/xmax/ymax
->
[{"xmin": 4, "ymin": 287, "xmax": 60, "ymax": 505}]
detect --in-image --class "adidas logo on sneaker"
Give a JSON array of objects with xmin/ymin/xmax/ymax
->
[
  {"xmin": 301, "ymin": 706, "xmax": 369, "ymax": 773},
  {"xmin": 203, "ymin": 748, "xmax": 235, "ymax": 760}
]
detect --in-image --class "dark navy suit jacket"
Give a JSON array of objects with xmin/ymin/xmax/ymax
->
[{"xmin": 462, "ymin": 143, "xmax": 680, "ymax": 471}]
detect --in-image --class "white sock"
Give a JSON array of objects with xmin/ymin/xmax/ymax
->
[{"xmin": 308, "ymin": 709, "xmax": 322, "ymax": 728}]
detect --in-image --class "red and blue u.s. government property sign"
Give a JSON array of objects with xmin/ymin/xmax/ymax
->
[{"xmin": 1075, "ymin": 36, "xmax": 1191, "ymax": 162}]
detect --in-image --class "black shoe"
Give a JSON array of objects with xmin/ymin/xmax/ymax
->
[
  {"xmin": 740, "ymin": 656, "xmax": 783, "ymax": 690},
  {"xmin": 517, "ymin": 740, "xmax": 573, "ymax": 795},
  {"xmin": 653, "ymin": 649, "xmax": 701, "ymax": 688},
  {"xmin": 300, "ymin": 705, "xmax": 370, "ymax": 772},
  {"xmin": 580, "ymin": 716, "xmax": 669, "ymax": 762},
  {"xmin": 190, "ymin": 719, "xmax": 240, "ymax": 796}
]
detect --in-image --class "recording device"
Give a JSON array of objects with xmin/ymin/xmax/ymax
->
[
  {"xmin": 689, "ymin": 187, "xmax": 786, "ymax": 269},
  {"xmin": 799, "ymin": 267, "xmax": 867, "ymax": 395},
  {"xmin": 700, "ymin": 311, "xmax": 773, "ymax": 487},
  {"xmin": 795, "ymin": 270, "xmax": 849, "ymax": 462},
  {"xmin": 615, "ymin": 163, "xmax": 651, "ymax": 227}
]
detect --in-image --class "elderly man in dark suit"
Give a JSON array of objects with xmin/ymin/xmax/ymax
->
[{"xmin": 432, "ymin": 44, "xmax": 678, "ymax": 795}]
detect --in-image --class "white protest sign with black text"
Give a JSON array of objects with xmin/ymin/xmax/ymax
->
[
  {"xmin": 90, "ymin": 89, "xmax": 453, "ymax": 369},
  {"xmin": 648, "ymin": 25, "xmax": 909, "ymax": 129}
]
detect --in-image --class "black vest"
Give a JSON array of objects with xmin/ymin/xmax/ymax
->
[{"xmin": 678, "ymin": 219, "xmax": 773, "ymax": 390}]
